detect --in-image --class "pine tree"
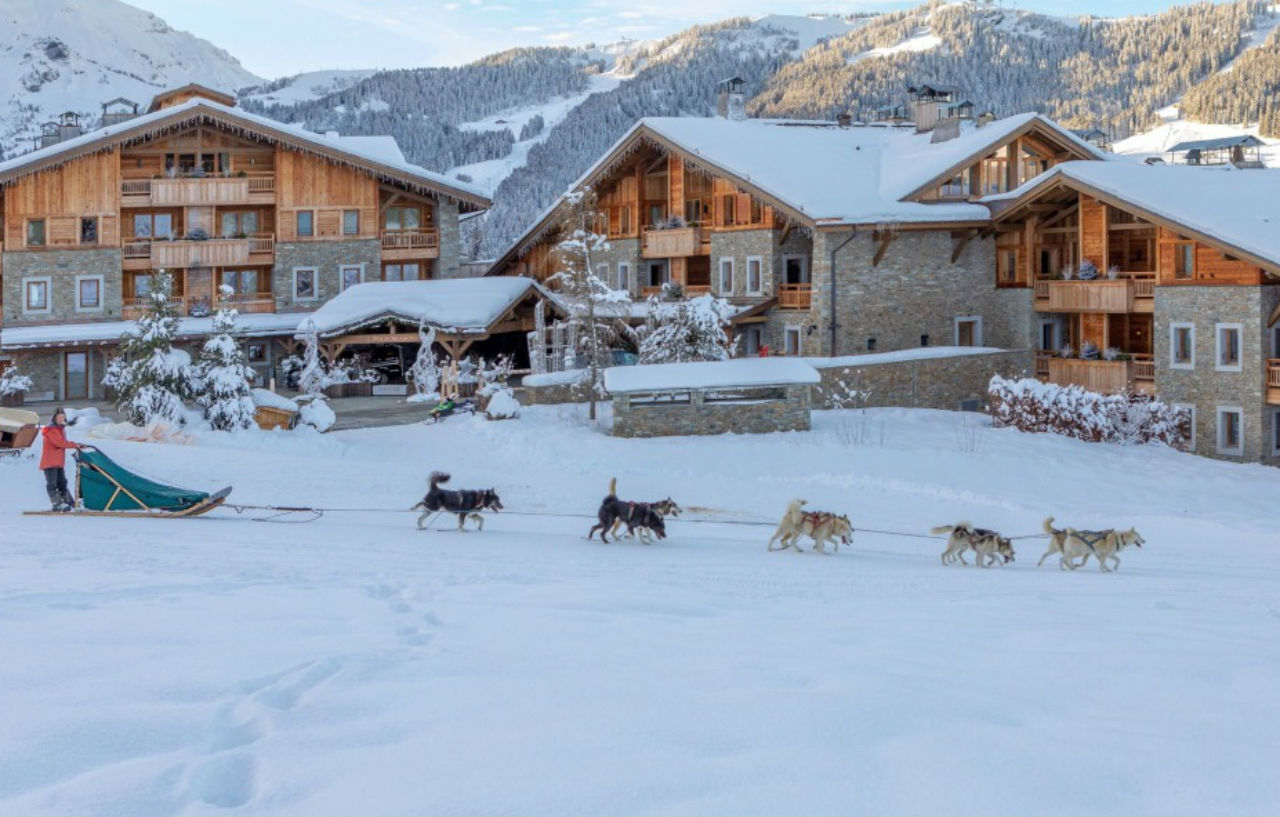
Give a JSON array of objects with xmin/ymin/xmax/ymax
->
[
  {"xmin": 552, "ymin": 186, "xmax": 630, "ymax": 421},
  {"xmin": 638, "ymin": 294, "xmax": 735, "ymax": 364},
  {"xmin": 195, "ymin": 287, "xmax": 256, "ymax": 430},
  {"xmin": 103, "ymin": 269, "xmax": 194, "ymax": 426},
  {"xmin": 298, "ymin": 320, "xmax": 326, "ymax": 396}
]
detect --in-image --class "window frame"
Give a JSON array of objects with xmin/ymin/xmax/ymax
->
[
  {"xmin": 1173, "ymin": 241, "xmax": 1195, "ymax": 280},
  {"xmin": 74, "ymin": 274, "xmax": 104, "ymax": 313},
  {"xmin": 23, "ymin": 276, "xmax": 52, "ymax": 314},
  {"xmin": 742, "ymin": 326, "xmax": 762, "ymax": 356},
  {"xmin": 954, "ymin": 315, "xmax": 982, "ymax": 347},
  {"xmin": 782, "ymin": 254, "xmax": 809, "ymax": 285},
  {"xmin": 1216, "ymin": 405, "xmax": 1244, "ymax": 456},
  {"xmin": 998, "ymin": 248, "xmax": 1019, "ymax": 284},
  {"xmin": 1169, "ymin": 322, "xmax": 1195, "ymax": 370},
  {"xmin": 617, "ymin": 262, "xmax": 630, "ymax": 292},
  {"xmin": 784, "ymin": 326, "xmax": 802, "ymax": 356},
  {"xmin": 26, "ymin": 218, "xmax": 46, "ymax": 247},
  {"xmin": 79, "ymin": 216, "xmax": 99, "ymax": 246},
  {"xmin": 745, "ymin": 255, "xmax": 763, "ymax": 295},
  {"xmin": 1214, "ymin": 322, "xmax": 1242, "ymax": 372},
  {"xmin": 342, "ymin": 209, "xmax": 360, "ymax": 236},
  {"xmin": 1272, "ymin": 408, "xmax": 1280, "ymax": 458},
  {"xmin": 339, "ymin": 264, "xmax": 364, "ymax": 291},
  {"xmin": 596, "ymin": 263, "xmax": 609, "ymax": 288},
  {"xmin": 718, "ymin": 258, "xmax": 734, "ymax": 295},
  {"xmin": 296, "ymin": 210, "xmax": 315, "ymax": 238},
  {"xmin": 292, "ymin": 266, "xmax": 319, "ymax": 301}
]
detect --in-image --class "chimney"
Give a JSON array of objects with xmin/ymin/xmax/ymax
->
[
  {"xmin": 907, "ymin": 84, "xmax": 961, "ymax": 133},
  {"xmin": 716, "ymin": 77, "xmax": 746, "ymax": 121},
  {"xmin": 836, "ymin": 112, "xmax": 853, "ymax": 127},
  {"xmin": 57, "ymin": 111, "xmax": 83, "ymax": 142},
  {"xmin": 976, "ymin": 111, "xmax": 997, "ymax": 127}
]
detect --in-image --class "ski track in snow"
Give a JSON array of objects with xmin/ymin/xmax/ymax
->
[{"xmin": 1, "ymin": 405, "xmax": 1279, "ymax": 814}]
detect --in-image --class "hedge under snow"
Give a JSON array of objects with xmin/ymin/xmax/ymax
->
[{"xmin": 988, "ymin": 375, "xmax": 1190, "ymax": 448}]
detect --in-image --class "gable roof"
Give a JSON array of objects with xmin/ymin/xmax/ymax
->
[
  {"xmin": 986, "ymin": 161, "xmax": 1280, "ymax": 275},
  {"xmin": 1167, "ymin": 134, "xmax": 1266, "ymax": 153},
  {"xmin": 488, "ymin": 111, "xmax": 1105, "ymax": 274},
  {"xmin": 148, "ymin": 84, "xmax": 236, "ymax": 111},
  {"xmin": 0, "ymin": 97, "xmax": 489, "ymax": 209}
]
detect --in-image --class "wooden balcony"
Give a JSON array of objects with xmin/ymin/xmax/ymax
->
[
  {"xmin": 641, "ymin": 225, "xmax": 703, "ymax": 259},
  {"xmin": 1033, "ymin": 275, "xmax": 1155, "ymax": 314},
  {"xmin": 1268, "ymin": 360, "xmax": 1280, "ymax": 406},
  {"xmin": 122, "ymin": 292, "xmax": 276, "ymax": 321},
  {"xmin": 216, "ymin": 292, "xmax": 276, "ymax": 315},
  {"xmin": 120, "ymin": 176, "xmax": 275, "ymax": 206},
  {"xmin": 1045, "ymin": 354, "xmax": 1155, "ymax": 394},
  {"xmin": 779, "ymin": 283, "xmax": 812, "ymax": 310},
  {"xmin": 684, "ymin": 285, "xmax": 711, "ymax": 297},
  {"xmin": 122, "ymin": 295, "xmax": 184, "ymax": 321},
  {"xmin": 151, "ymin": 238, "xmax": 252, "ymax": 268},
  {"xmin": 381, "ymin": 229, "xmax": 440, "ymax": 260}
]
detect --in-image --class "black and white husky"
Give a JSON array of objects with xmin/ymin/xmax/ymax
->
[{"xmin": 413, "ymin": 471, "xmax": 503, "ymax": 531}]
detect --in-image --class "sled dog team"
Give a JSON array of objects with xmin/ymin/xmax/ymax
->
[{"xmin": 412, "ymin": 474, "xmax": 1145, "ymax": 572}]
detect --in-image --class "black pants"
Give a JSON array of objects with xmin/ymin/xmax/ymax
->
[{"xmin": 43, "ymin": 467, "xmax": 69, "ymax": 501}]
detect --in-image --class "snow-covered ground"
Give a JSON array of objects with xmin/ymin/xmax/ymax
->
[
  {"xmin": 2, "ymin": 405, "xmax": 1279, "ymax": 814},
  {"xmin": 239, "ymin": 70, "xmax": 377, "ymax": 108},
  {"xmin": 1113, "ymin": 117, "xmax": 1280, "ymax": 168}
]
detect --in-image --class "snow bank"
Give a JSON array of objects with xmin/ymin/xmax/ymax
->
[
  {"xmin": 87, "ymin": 419, "xmax": 195, "ymax": 445},
  {"xmin": 523, "ymin": 369, "xmax": 589, "ymax": 387},
  {"xmin": 604, "ymin": 358, "xmax": 820, "ymax": 394},
  {"xmin": 297, "ymin": 397, "xmax": 336, "ymax": 432},
  {"xmin": 64, "ymin": 407, "xmax": 109, "ymax": 430},
  {"xmin": 252, "ymin": 389, "xmax": 299, "ymax": 412},
  {"xmin": 485, "ymin": 389, "xmax": 520, "ymax": 420}
]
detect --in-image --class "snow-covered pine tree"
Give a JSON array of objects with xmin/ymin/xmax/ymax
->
[
  {"xmin": 103, "ymin": 269, "xmax": 194, "ymax": 426},
  {"xmin": 0, "ymin": 364, "xmax": 34, "ymax": 399},
  {"xmin": 195, "ymin": 287, "xmax": 256, "ymax": 430},
  {"xmin": 298, "ymin": 320, "xmax": 326, "ymax": 397},
  {"xmin": 638, "ymin": 294, "xmax": 735, "ymax": 364},
  {"xmin": 408, "ymin": 322, "xmax": 440, "ymax": 399},
  {"xmin": 551, "ymin": 186, "xmax": 630, "ymax": 420}
]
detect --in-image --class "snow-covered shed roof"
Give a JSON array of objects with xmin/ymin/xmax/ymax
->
[
  {"xmin": 0, "ymin": 313, "xmax": 299, "ymax": 351},
  {"xmin": 301, "ymin": 277, "xmax": 553, "ymax": 338},
  {"xmin": 986, "ymin": 161, "xmax": 1280, "ymax": 274},
  {"xmin": 1167, "ymin": 134, "xmax": 1266, "ymax": 153},
  {"xmin": 0, "ymin": 97, "xmax": 489, "ymax": 208},
  {"xmin": 603, "ymin": 358, "xmax": 820, "ymax": 394}
]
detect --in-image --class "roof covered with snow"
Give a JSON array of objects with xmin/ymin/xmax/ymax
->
[
  {"xmin": 0, "ymin": 312, "xmax": 299, "ymax": 350},
  {"xmin": 987, "ymin": 161, "xmax": 1280, "ymax": 272},
  {"xmin": 302, "ymin": 277, "xmax": 550, "ymax": 338},
  {"xmin": 0, "ymin": 97, "xmax": 488, "ymax": 207},
  {"xmin": 603, "ymin": 358, "xmax": 820, "ymax": 394},
  {"xmin": 1167, "ymin": 134, "xmax": 1266, "ymax": 153}
]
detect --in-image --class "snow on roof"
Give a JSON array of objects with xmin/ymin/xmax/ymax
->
[
  {"xmin": 805, "ymin": 345, "xmax": 1011, "ymax": 369},
  {"xmin": 302, "ymin": 277, "xmax": 543, "ymax": 337},
  {"xmin": 0, "ymin": 312, "xmax": 299, "ymax": 350},
  {"xmin": 988, "ymin": 161, "xmax": 1280, "ymax": 269},
  {"xmin": 1167, "ymin": 134, "xmax": 1266, "ymax": 153},
  {"xmin": 0, "ymin": 97, "xmax": 487, "ymax": 204},
  {"xmin": 603, "ymin": 358, "xmax": 820, "ymax": 394}
]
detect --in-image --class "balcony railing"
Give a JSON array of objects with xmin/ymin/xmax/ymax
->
[
  {"xmin": 122, "ymin": 295, "xmax": 184, "ymax": 321},
  {"xmin": 641, "ymin": 225, "xmax": 703, "ymax": 258},
  {"xmin": 1268, "ymin": 359, "xmax": 1280, "ymax": 405},
  {"xmin": 1033, "ymin": 274, "xmax": 1155, "ymax": 314},
  {"xmin": 779, "ymin": 283, "xmax": 812, "ymax": 310},
  {"xmin": 684, "ymin": 285, "xmax": 711, "ymax": 297},
  {"xmin": 1045, "ymin": 353, "xmax": 1155, "ymax": 393},
  {"xmin": 120, "ymin": 175, "xmax": 275, "ymax": 205},
  {"xmin": 122, "ymin": 292, "xmax": 276, "ymax": 320},
  {"xmin": 381, "ymin": 229, "xmax": 439, "ymax": 250},
  {"xmin": 216, "ymin": 292, "xmax": 276, "ymax": 314}
]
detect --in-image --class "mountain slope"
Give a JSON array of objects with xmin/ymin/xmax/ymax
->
[{"xmin": 0, "ymin": 0, "xmax": 261, "ymax": 158}]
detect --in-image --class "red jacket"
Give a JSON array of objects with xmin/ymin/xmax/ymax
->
[{"xmin": 39, "ymin": 424, "xmax": 82, "ymax": 470}]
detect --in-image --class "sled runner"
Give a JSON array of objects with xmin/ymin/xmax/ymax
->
[{"xmin": 23, "ymin": 449, "xmax": 231, "ymax": 518}]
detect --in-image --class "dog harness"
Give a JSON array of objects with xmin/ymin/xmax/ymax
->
[{"xmin": 1072, "ymin": 530, "xmax": 1107, "ymax": 552}]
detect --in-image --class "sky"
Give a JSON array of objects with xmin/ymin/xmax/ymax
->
[{"xmin": 126, "ymin": 0, "xmax": 1205, "ymax": 79}]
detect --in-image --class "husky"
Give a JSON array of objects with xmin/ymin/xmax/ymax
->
[
  {"xmin": 412, "ymin": 472, "xmax": 503, "ymax": 531},
  {"xmin": 768, "ymin": 499, "xmax": 853, "ymax": 554},
  {"xmin": 932, "ymin": 522, "xmax": 1015, "ymax": 567},
  {"xmin": 1037, "ymin": 517, "xmax": 1073, "ymax": 568},
  {"xmin": 1062, "ymin": 526, "xmax": 1145, "ymax": 572},
  {"xmin": 603, "ymin": 478, "xmax": 681, "ymax": 542}
]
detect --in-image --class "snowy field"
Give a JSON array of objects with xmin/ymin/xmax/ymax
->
[{"xmin": 2, "ymin": 406, "xmax": 1279, "ymax": 815}]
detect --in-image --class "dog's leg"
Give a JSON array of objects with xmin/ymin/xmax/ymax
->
[
  {"xmin": 1037, "ymin": 544, "xmax": 1056, "ymax": 567},
  {"xmin": 471, "ymin": 512, "xmax": 484, "ymax": 531},
  {"xmin": 417, "ymin": 510, "xmax": 430, "ymax": 530},
  {"xmin": 456, "ymin": 513, "xmax": 467, "ymax": 532}
]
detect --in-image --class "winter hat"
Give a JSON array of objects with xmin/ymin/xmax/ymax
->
[{"xmin": 52, "ymin": 406, "xmax": 72, "ymax": 424}]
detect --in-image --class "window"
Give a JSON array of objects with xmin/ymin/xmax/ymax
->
[
  {"xmin": 920, "ymin": 334, "xmax": 930, "ymax": 347},
  {"xmin": 1272, "ymin": 408, "xmax": 1280, "ymax": 457},
  {"xmin": 296, "ymin": 210, "xmax": 314, "ymax": 237},
  {"xmin": 134, "ymin": 212, "xmax": 173, "ymax": 239},
  {"xmin": 1272, "ymin": 325, "xmax": 1280, "ymax": 358},
  {"xmin": 618, "ymin": 262, "xmax": 630, "ymax": 292},
  {"xmin": 64, "ymin": 352, "xmax": 88, "ymax": 401},
  {"xmin": 220, "ymin": 211, "xmax": 259, "ymax": 238},
  {"xmin": 384, "ymin": 206, "xmax": 420, "ymax": 231},
  {"xmin": 1173, "ymin": 242, "xmax": 1195, "ymax": 279},
  {"xmin": 647, "ymin": 204, "xmax": 665, "ymax": 228},
  {"xmin": 340, "ymin": 264, "xmax": 363, "ymax": 290},
  {"xmin": 718, "ymin": 258, "xmax": 734, "ymax": 294},
  {"xmin": 619, "ymin": 206, "xmax": 632, "ymax": 234},
  {"xmin": 26, "ymin": 219, "xmax": 45, "ymax": 247},
  {"xmin": 955, "ymin": 316, "xmax": 982, "ymax": 347},
  {"xmin": 1170, "ymin": 322, "xmax": 1195, "ymax": 369},
  {"xmin": 720, "ymin": 195, "xmax": 736, "ymax": 226},
  {"xmin": 597, "ymin": 263, "xmax": 609, "ymax": 288},
  {"xmin": 383, "ymin": 263, "xmax": 421, "ymax": 282},
  {"xmin": 80, "ymin": 217, "xmax": 98, "ymax": 245},
  {"xmin": 76, "ymin": 276, "xmax": 102, "ymax": 311},
  {"xmin": 343, "ymin": 210, "xmax": 359, "ymax": 236},
  {"xmin": 684, "ymin": 199, "xmax": 702, "ymax": 224},
  {"xmin": 998, "ymin": 249, "xmax": 1018, "ymax": 284},
  {"xmin": 867, "ymin": 338, "xmax": 877, "ymax": 352},
  {"xmin": 784, "ymin": 326, "xmax": 802, "ymax": 356},
  {"xmin": 221, "ymin": 269, "xmax": 259, "ymax": 296},
  {"xmin": 746, "ymin": 256, "xmax": 763, "ymax": 294},
  {"xmin": 783, "ymin": 255, "xmax": 809, "ymax": 284},
  {"xmin": 743, "ymin": 326, "xmax": 762, "ymax": 356},
  {"xmin": 24, "ymin": 278, "xmax": 51, "ymax": 313},
  {"xmin": 1039, "ymin": 319, "xmax": 1060, "ymax": 352},
  {"xmin": 1174, "ymin": 403, "xmax": 1196, "ymax": 451},
  {"xmin": 1216, "ymin": 406, "xmax": 1243, "ymax": 455},
  {"xmin": 247, "ymin": 343, "xmax": 266, "ymax": 363},
  {"xmin": 1215, "ymin": 323, "xmax": 1242, "ymax": 372},
  {"xmin": 293, "ymin": 267, "xmax": 317, "ymax": 300}
]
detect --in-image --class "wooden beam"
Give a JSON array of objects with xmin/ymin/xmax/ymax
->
[
  {"xmin": 379, "ymin": 192, "xmax": 403, "ymax": 215},
  {"xmin": 331, "ymin": 332, "xmax": 422, "ymax": 345},
  {"xmin": 872, "ymin": 233, "xmax": 896, "ymax": 267},
  {"xmin": 950, "ymin": 229, "xmax": 978, "ymax": 264},
  {"xmin": 778, "ymin": 221, "xmax": 793, "ymax": 246},
  {"xmin": 1269, "ymin": 300, "xmax": 1280, "ymax": 328}
]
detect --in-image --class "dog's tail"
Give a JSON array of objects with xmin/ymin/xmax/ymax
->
[
  {"xmin": 930, "ymin": 524, "xmax": 956, "ymax": 535},
  {"xmin": 1043, "ymin": 516, "xmax": 1060, "ymax": 535},
  {"xmin": 430, "ymin": 471, "xmax": 451, "ymax": 489},
  {"xmin": 609, "ymin": 476, "xmax": 617, "ymax": 495}
]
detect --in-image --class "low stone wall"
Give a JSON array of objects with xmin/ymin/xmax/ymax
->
[
  {"xmin": 612, "ymin": 386, "xmax": 811, "ymax": 438},
  {"xmin": 810, "ymin": 349, "xmax": 1033, "ymax": 411},
  {"xmin": 517, "ymin": 381, "xmax": 587, "ymax": 405}
]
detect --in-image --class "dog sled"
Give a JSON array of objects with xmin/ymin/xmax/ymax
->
[
  {"xmin": 0, "ymin": 408, "xmax": 39, "ymax": 457},
  {"xmin": 24, "ymin": 449, "xmax": 231, "ymax": 518}
]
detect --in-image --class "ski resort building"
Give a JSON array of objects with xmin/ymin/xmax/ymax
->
[
  {"xmin": 490, "ymin": 82, "xmax": 1280, "ymax": 463},
  {"xmin": 0, "ymin": 84, "xmax": 489, "ymax": 401}
]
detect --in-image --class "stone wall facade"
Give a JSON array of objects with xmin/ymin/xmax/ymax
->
[
  {"xmin": 435, "ymin": 200, "xmax": 462, "ymax": 279},
  {"xmin": 11, "ymin": 347, "xmax": 114, "ymax": 402},
  {"xmin": 807, "ymin": 230, "xmax": 1030, "ymax": 359},
  {"xmin": 592, "ymin": 237, "xmax": 643, "ymax": 296},
  {"xmin": 2, "ymin": 249, "xmax": 124, "ymax": 325},
  {"xmin": 517, "ymin": 381, "xmax": 587, "ymax": 405},
  {"xmin": 612, "ymin": 386, "xmax": 811, "ymax": 438},
  {"xmin": 810, "ymin": 349, "xmax": 1033, "ymax": 411},
  {"xmin": 272, "ymin": 239, "xmax": 382, "ymax": 311},
  {"xmin": 1153, "ymin": 285, "xmax": 1279, "ymax": 463}
]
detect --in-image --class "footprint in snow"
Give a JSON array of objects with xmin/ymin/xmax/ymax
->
[{"xmin": 189, "ymin": 752, "xmax": 256, "ymax": 808}]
